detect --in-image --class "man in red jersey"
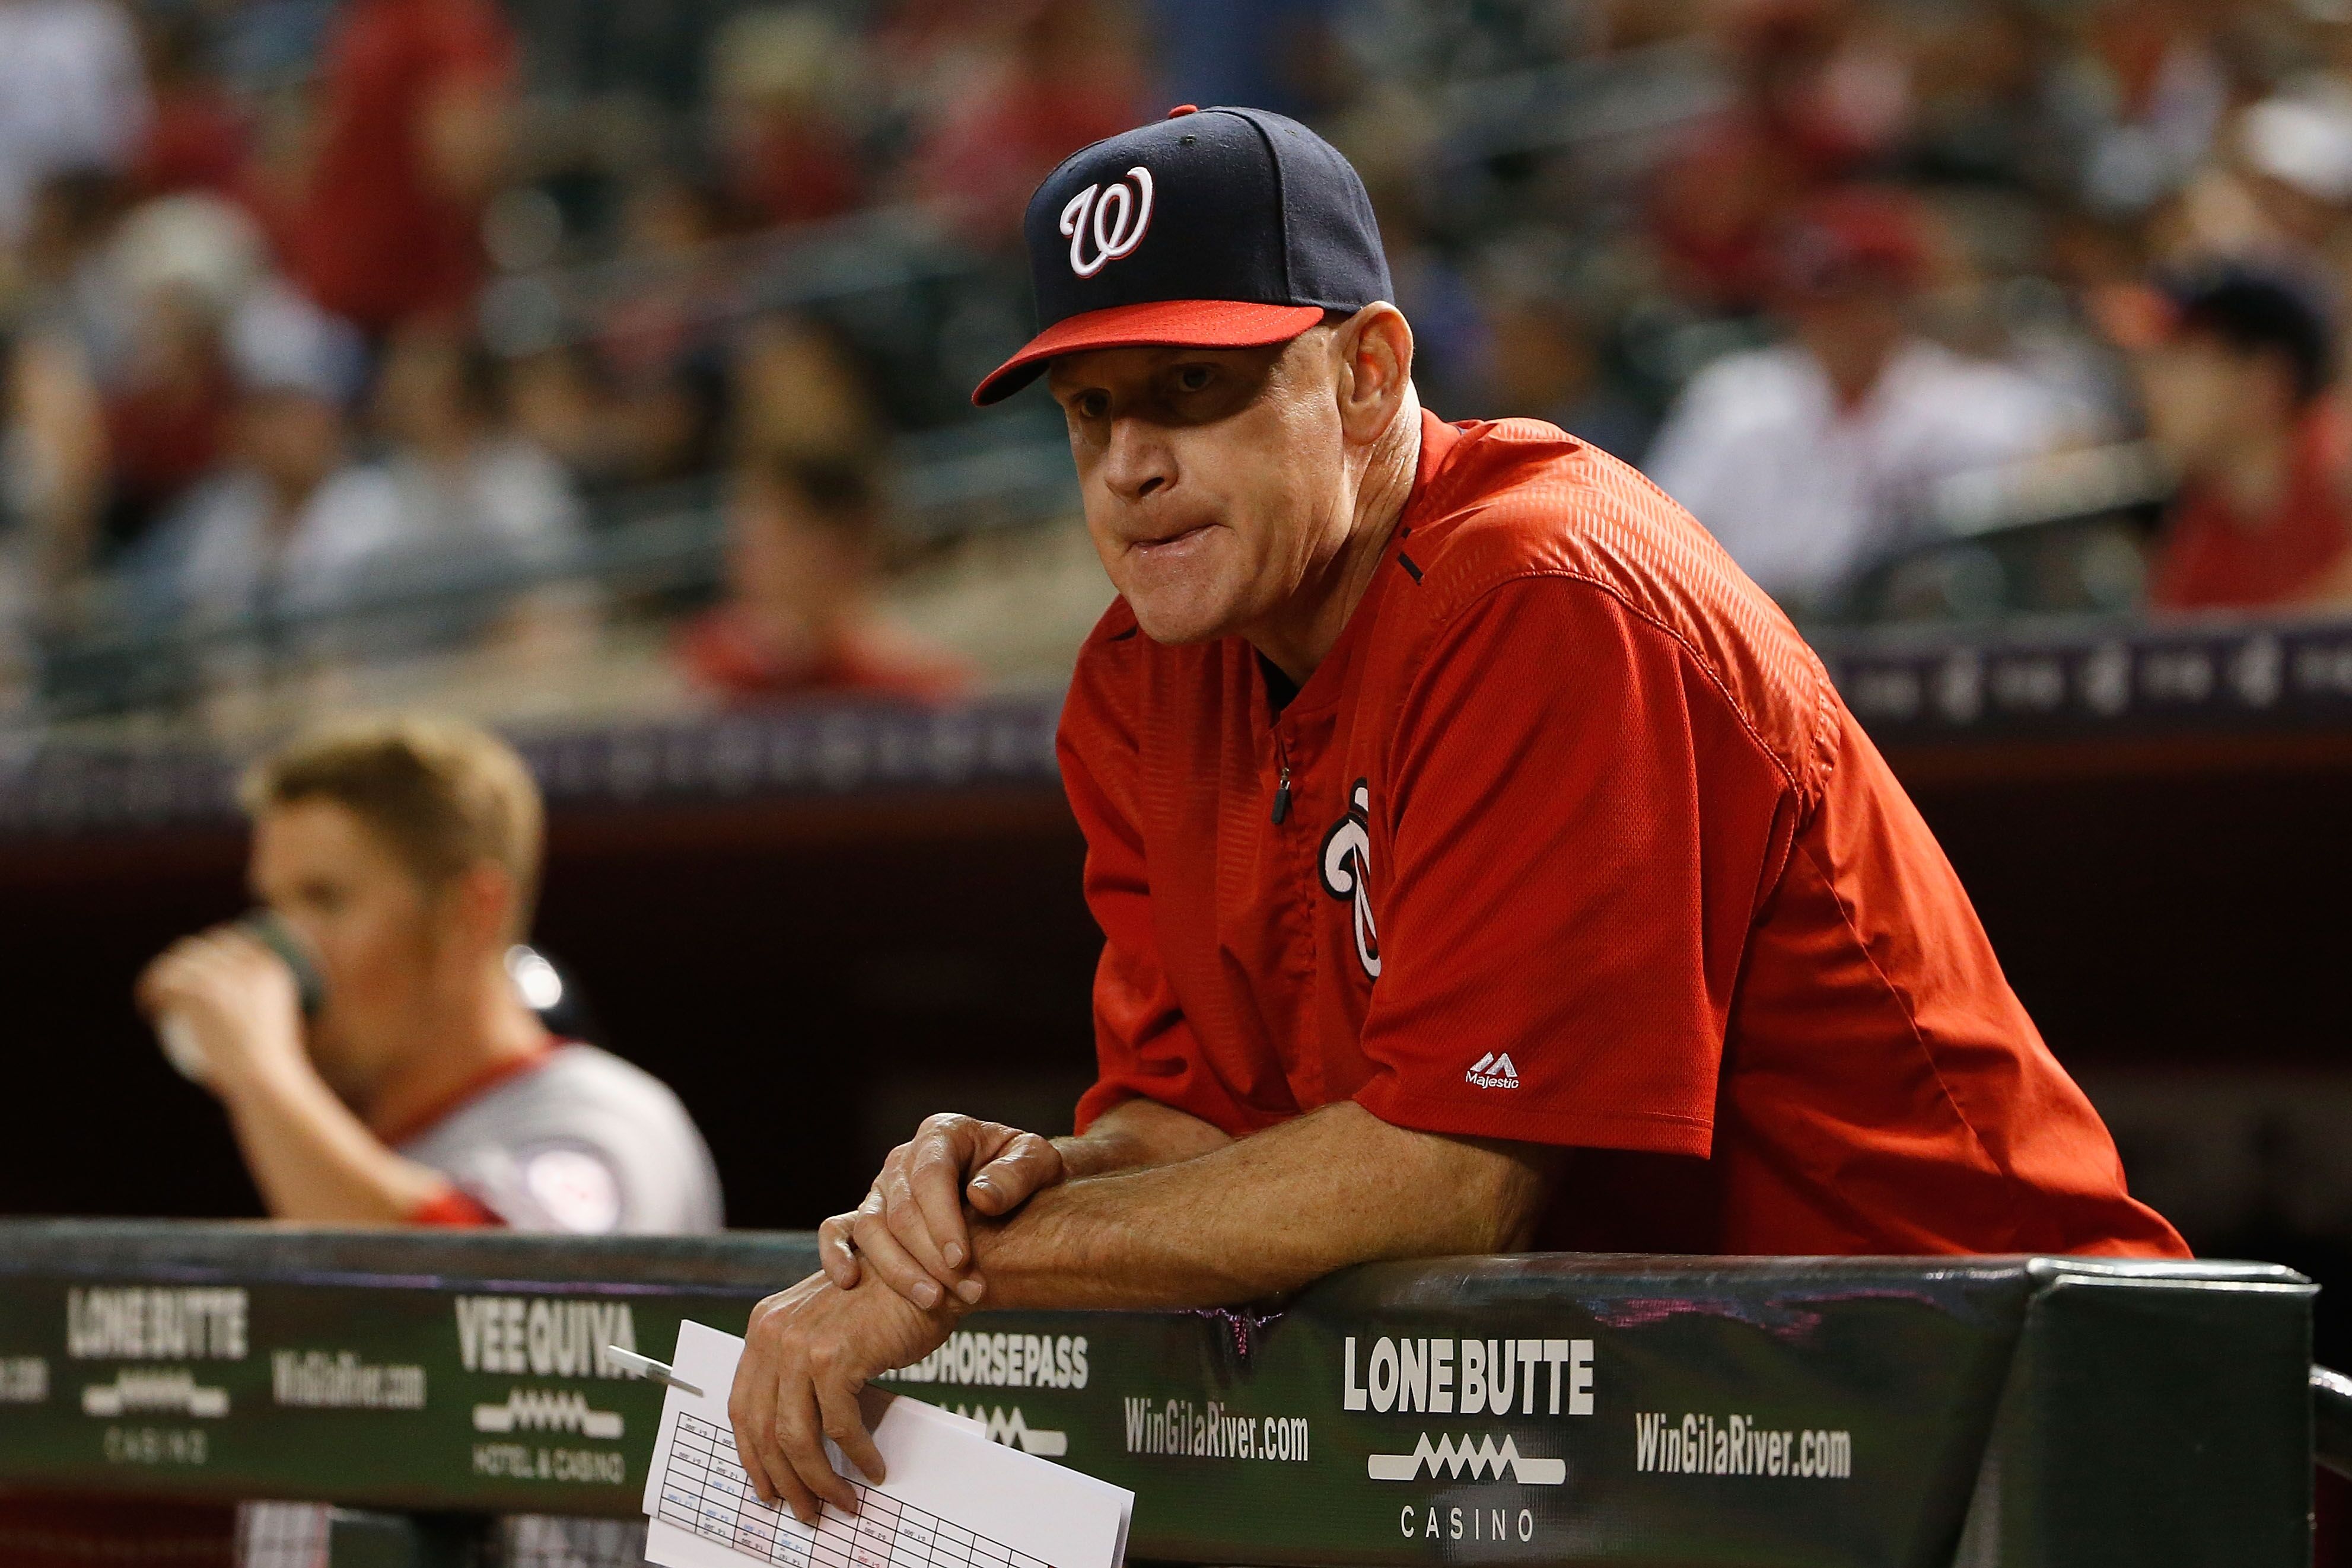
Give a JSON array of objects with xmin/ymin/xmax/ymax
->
[{"xmin": 727, "ymin": 106, "xmax": 2185, "ymax": 1522}]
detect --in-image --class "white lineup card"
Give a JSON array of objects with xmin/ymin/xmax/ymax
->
[{"xmin": 641, "ymin": 1321, "xmax": 1131, "ymax": 1568}]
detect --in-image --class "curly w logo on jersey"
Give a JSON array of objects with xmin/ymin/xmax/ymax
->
[{"xmin": 1319, "ymin": 779, "xmax": 1380, "ymax": 980}]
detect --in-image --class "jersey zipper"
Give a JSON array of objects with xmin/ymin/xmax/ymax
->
[{"xmin": 1271, "ymin": 735, "xmax": 1293, "ymax": 826}]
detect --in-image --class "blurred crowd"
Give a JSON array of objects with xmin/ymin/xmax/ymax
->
[{"xmin": 7, "ymin": 0, "xmax": 2352, "ymax": 734}]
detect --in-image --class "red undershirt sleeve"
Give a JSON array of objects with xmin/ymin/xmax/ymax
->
[
  {"xmin": 408, "ymin": 1184, "xmax": 505, "ymax": 1228},
  {"xmin": 1351, "ymin": 576, "xmax": 1791, "ymax": 1156}
]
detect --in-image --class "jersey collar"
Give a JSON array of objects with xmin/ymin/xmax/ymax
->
[
  {"xmin": 372, "ymin": 1032, "xmax": 561, "ymax": 1148},
  {"xmin": 1267, "ymin": 409, "xmax": 1464, "ymax": 724}
]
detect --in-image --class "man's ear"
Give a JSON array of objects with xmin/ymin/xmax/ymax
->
[
  {"xmin": 1334, "ymin": 303, "xmax": 1414, "ymax": 444},
  {"xmin": 449, "ymin": 862, "xmax": 518, "ymax": 958}
]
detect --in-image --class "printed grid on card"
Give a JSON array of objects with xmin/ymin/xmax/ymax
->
[{"xmin": 655, "ymin": 1413, "xmax": 1055, "ymax": 1568}]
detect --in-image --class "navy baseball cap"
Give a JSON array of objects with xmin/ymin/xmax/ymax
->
[
  {"xmin": 2095, "ymin": 261, "xmax": 2339, "ymax": 403},
  {"xmin": 972, "ymin": 105, "xmax": 1395, "ymax": 405}
]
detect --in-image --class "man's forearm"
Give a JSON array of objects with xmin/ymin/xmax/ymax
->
[
  {"xmin": 220, "ymin": 1066, "xmax": 454, "ymax": 1224},
  {"xmin": 974, "ymin": 1102, "xmax": 1554, "ymax": 1310},
  {"xmin": 1049, "ymin": 1095, "xmax": 1233, "ymax": 1181}
]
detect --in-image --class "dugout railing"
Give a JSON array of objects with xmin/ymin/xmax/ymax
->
[{"xmin": 0, "ymin": 1220, "xmax": 2323, "ymax": 1567}]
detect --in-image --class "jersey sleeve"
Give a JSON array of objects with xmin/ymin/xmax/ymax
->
[
  {"xmin": 1351, "ymin": 576, "xmax": 1799, "ymax": 1155},
  {"xmin": 406, "ymin": 1138, "xmax": 629, "ymax": 1234},
  {"xmin": 402, "ymin": 1072, "xmax": 723, "ymax": 1236},
  {"xmin": 1060, "ymin": 619, "xmax": 1254, "ymax": 1135},
  {"xmin": 482, "ymin": 1142, "xmax": 635, "ymax": 1234},
  {"xmin": 408, "ymin": 1183, "xmax": 504, "ymax": 1227}
]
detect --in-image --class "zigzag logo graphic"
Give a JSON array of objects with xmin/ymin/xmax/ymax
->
[
  {"xmin": 946, "ymin": 1404, "xmax": 1068, "ymax": 1457},
  {"xmin": 81, "ymin": 1370, "xmax": 228, "ymax": 1419},
  {"xmin": 1367, "ymin": 1433, "xmax": 1565, "ymax": 1485},
  {"xmin": 472, "ymin": 1388, "xmax": 624, "ymax": 1439}
]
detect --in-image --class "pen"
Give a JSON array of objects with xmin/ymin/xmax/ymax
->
[{"xmin": 607, "ymin": 1344, "xmax": 704, "ymax": 1397}]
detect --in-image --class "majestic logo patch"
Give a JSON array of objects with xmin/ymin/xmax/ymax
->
[
  {"xmin": 1319, "ymin": 779, "xmax": 1380, "ymax": 979},
  {"xmin": 1465, "ymin": 1051, "xmax": 1520, "ymax": 1090},
  {"xmin": 1060, "ymin": 165, "xmax": 1156, "ymax": 278}
]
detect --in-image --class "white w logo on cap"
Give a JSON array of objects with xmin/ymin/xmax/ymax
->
[{"xmin": 1060, "ymin": 166, "xmax": 1156, "ymax": 278}]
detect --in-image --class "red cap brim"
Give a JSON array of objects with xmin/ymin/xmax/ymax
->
[{"xmin": 971, "ymin": 299, "xmax": 1328, "ymax": 405}]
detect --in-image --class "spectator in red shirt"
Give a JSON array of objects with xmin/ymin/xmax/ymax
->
[
  {"xmin": 909, "ymin": 0, "xmax": 1145, "ymax": 241},
  {"xmin": 724, "ymin": 109, "xmax": 2181, "ymax": 1524},
  {"xmin": 98, "ymin": 194, "xmax": 272, "ymax": 554},
  {"xmin": 2125, "ymin": 264, "xmax": 2352, "ymax": 611},
  {"xmin": 130, "ymin": 9, "xmax": 256, "ymax": 205},
  {"xmin": 708, "ymin": 7, "xmax": 866, "ymax": 227},
  {"xmin": 677, "ymin": 452, "xmax": 968, "ymax": 705},
  {"xmin": 1650, "ymin": 0, "xmax": 1910, "ymax": 310},
  {"xmin": 281, "ymin": 0, "xmax": 515, "ymax": 335},
  {"xmin": 101, "ymin": 282, "xmax": 234, "ymax": 549}
]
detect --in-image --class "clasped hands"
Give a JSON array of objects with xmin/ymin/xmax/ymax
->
[{"xmin": 729, "ymin": 1115, "xmax": 1065, "ymax": 1524}]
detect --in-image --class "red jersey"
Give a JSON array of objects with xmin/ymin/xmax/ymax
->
[
  {"xmin": 1059, "ymin": 412, "xmax": 2184, "ymax": 1258},
  {"xmin": 285, "ymin": 0, "xmax": 513, "ymax": 333},
  {"xmin": 2150, "ymin": 400, "xmax": 2352, "ymax": 611}
]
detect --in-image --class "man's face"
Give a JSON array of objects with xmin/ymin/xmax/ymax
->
[
  {"xmin": 2137, "ymin": 334, "xmax": 2287, "ymax": 477},
  {"xmin": 726, "ymin": 470, "xmax": 867, "ymax": 624},
  {"xmin": 372, "ymin": 326, "xmax": 469, "ymax": 448},
  {"xmin": 1048, "ymin": 334, "xmax": 1351, "ymax": 646},
  {"xmin": 248, "ymin": 799, "xmax": 445, "ymax": 1103},
  {"xmin": 1787, "ymin": 284, "xmax": 1908, "ymax": 390},
  {"xmin": 237, "ymin": 390, "xmax": 343, "ymax": 502}
]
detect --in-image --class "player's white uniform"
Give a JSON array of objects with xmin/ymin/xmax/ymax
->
[
  {"xmin": 239, "ymin": 1043, "xmax": 723, "ymax": 1568},
  {"xmin": 400, "ymin": 1042, "xmax": 724, "ymax": 1235}
]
